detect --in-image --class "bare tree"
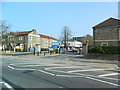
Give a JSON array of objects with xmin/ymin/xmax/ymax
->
[
  {"xmin": 60, "ymin": 26, "xmax": 72, "ymax": 50},
  {"xmin": 0, "ymin": 21, "xmax": 11, "ymax": 36},
  {"xmin": 0, "ymin": 21, "xmax": 11, "ymax": 50}
]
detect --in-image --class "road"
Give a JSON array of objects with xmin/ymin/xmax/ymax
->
[{"xmin": 0, "ymin": 53, "xmax": 120, "ymax": 89}]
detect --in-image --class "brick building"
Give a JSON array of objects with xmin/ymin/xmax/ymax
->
[{"xmin": 93, "ymin": 17, "xmax": 120, "ymax": 46}]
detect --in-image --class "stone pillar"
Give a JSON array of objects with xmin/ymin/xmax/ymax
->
[{"xmin": 82, "ymin": 44, "xmax": 88, "ymax": 57}]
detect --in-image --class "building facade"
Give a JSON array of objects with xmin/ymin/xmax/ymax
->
[
  {"xmin": 60, "ymin": 40, "xmax": 82, "ymax": 50},
  {"xmin": 39, "ymin": 34, "xmax": 58, "ymax": 48},
  {"xmin": 93, "ymin": 17, "xmax": 120, "ymax": 46},
  {"xmin": 73, "ymin": 35, "xmax": 93, "ymax": 47},
  {"xmin": 1, "ymin": 29, "xmax": 58, "ymax": 51}
]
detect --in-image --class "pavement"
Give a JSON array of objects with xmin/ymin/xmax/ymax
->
[
  {"xmin": 69, "ymin": 55, "xmax": 119, "ymax": 64},
  {"xmin": 0, "ymin": 51, "xmax": 59, "ymax": 56}
]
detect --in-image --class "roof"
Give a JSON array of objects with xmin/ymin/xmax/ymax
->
[
  {"xmin": 15, "ymin": 31, "xmax": 33, "ymax": 36},
  {"xmin": 39, "ymin": 34, "xmax": 58, "ymax": 41},
  {"xmin": 2, "ymin": 29, "xmax": 58, "ymax": 41},
  {"xmin": 39, "ymin": 34, "xmax": 49, "ymax": 39},
  {"xmin": 93, "ymin": 17, "xmax": 120, "ymax": 28}
]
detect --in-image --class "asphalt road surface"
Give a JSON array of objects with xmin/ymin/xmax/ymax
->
[{"xmin": 0, "ymin": 53, "xmax": 120, "ymax": 90}]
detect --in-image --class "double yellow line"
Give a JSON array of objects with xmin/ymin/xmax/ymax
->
[{"xmin": 65, "ymin": 55, "xmax": 83, "ymax": 61}]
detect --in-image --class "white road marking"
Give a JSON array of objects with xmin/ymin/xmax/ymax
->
[
  {"xmin": 47, "ymin": 69, "xmax": 119, "ymax": 81},
  {"xmin": 97, "ymin": 76, "xmax": 119, "ymax": 81},
  {"xmin": 0, "ymin": 82, "xmax": 4, "ymax": 83},
  {"xmin": 15, "ymin": 69, "xmax": 36, "ymax": 71},
  {"xmin": 8, "ymin": 65, "xmax": 15, "ymax": 70},
  {"xmin": 37, "ymin": 69, "xmax": 55, "ymax": 76},
  {"xmin": 10, "ymin": 64, "xmax": 14, "ymax": 65},
  {"xmin": 45, "ymin": 66, "xmax": 80, "ymax": 70},
  {"xmin": 56, "ymin": 75, "xmax": 84, "ymax": 77},
  {"xmin": 98, "ymin": 73, "xmax": 119, "ymax": 77},
  {"xmin": 4, "ymin": 82, "xmax": 14, "ymax": 89},
  {"xmin": 86, "ymin": 76, "xmax": 120, "ymax": 87},
  {"xmin": 68, "ymin": 68, "xmax": 114, "ymax": 73},
  {"xmin": 24, "ymin": 64, "xmax": 64, "ymax": 67}
]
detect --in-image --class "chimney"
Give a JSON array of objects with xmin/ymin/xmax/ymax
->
[{"xmin": 32, "ymin": 29, "xmax": 36, "ymax": 31}]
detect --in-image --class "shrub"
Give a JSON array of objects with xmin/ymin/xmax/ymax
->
[
  {"xmin": 41, "ymin": 48, "xmax": 48, "ymax": 51},
  {"xmin": 88, "ymin": 46, "xmax": 120, "ymax": 54},
  {"xmin": 22, "ymin": 49, "xmax": 27, "ymax": 52}
]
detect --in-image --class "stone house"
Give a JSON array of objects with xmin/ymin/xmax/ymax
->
[
  {"xmin": 2, "ymin": 29, "xmax": 58, "ymax": 51},
  {"xmin": 39, "ymin": 34, "xmax": 58, "ymax": 48},
  {"xmin": 2, "ymin": 29, "xmax": 40, "ymax": 51},
  {"xmin": 93, "ymin": 17, "xmax": 120, "ymax": 46}
]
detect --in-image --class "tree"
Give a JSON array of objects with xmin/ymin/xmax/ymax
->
[
  {"xmin": 0, "ymin": 21, "xmax": 11, "ymax": 36},
  {"xmin": 83, "ymin": 35, "xmax": 93, "ymax": 47},
  {"xmin": 60, "ymin": 26, "xmax": 72, "ymax": 50},
  {"xmin": 0, "ymin": 21, "xmax": 11, "ymax": 50}
]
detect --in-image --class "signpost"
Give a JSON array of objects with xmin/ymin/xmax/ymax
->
[{"xmin": 51, "ymin": 42, "xmax": 59, "ymax": 48}]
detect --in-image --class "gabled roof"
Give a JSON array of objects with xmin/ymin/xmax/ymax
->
[
  {"xmin": 39, "ymin": 34, "xmax": 49, "ymax": 39},
  {"xmin": 39, "ymin": 34, "xmax": 58, "ymax": 41},
  {"xmin": 93, "ymin": 17, "xmax": 120, "ymax": 28},
  {"xmin": 15, "ymin": 31, "xmax": 33, "ymax": 36}
]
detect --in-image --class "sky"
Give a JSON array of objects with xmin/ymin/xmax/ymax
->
[{"xmin": 2, "ymin": 2, "xmax": 118, "ymax": 39}]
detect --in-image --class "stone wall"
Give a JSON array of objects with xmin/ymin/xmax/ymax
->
[
  {"xmin": 93, "ymin": 26, "xmax": 120, "ymax": 46},
  {"xmin": 84, "ymin": 53, "xmax": 119, "ymax": 60}
]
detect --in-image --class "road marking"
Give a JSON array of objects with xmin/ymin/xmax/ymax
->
[
  {"xmin": 10, "ymin": 64, "xmax": 14, "ymax": 65},
  {"xmin": 45, "ymin": 66, "xmax": 80, "ymax": 70},
  {"xmin": 0, "ymin": 82, "xmax": 4, "ymax": 83},
  {"xmin": 38, "ymin": 54, "xmax": 60, "ymax": 57},
  {"xmin": 98, "ymin": 73, "xmax": 119, "ymax": 77},
  {"xmin": 4, "ymin": 82, "xmax": 14, "ymax": 89},
  {"xmin": 8, "ymin": 65, "xmax": 15, "ymax": 70},
  {"xmin": 97, "ymin": 76, "xmax": 119, "ymax": 81},
  {"xmin": 15, "ymin": 69, "xmax": 36, "ymax": 71},
  {"xmin": 86, "ymin": 76, "xmax": 120, "ymax": 87},
  {"xmin": 25, "ymin": 64, "xmax": 64, "ymax": 67},
  {"xmin": 56, "ymin": 75, "xmax": 84, "ymax": 77},
  {"xmin": 68, "ymin": 68, "xmax": 114, "ymax": 73},
  {"xmin": 47, "ymin": 69, "xmax": 86, "ymax": 76},
  {"xmin": 37, "ymin": 69, "xmax": 55, "ymax": 76}
]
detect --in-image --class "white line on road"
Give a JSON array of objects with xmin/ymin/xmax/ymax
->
[
  {"xmin": 86, "ymin": 76, "xmax": 120, "ymax": 87},
  {"xmin": 98, "ymin": 73, "xmax": 119, "ymax": 77},
  {"xmin": 45, "ymin": 66, "xmax": 80, "ymax": 70},
  {"xmin": 15, "ymin": 69, "xmax": 36, "ymax": 71},
  {"xmin": 4, "ymin": 82, "xmax": 14, "ymax": 89},
  {"xmin": 10, "ymin": 64, "xmax": 14, "ymax": 65},
  {"xmin": 0, "ymin": 82, "xmax": 4, "ymax": 83},
  {"xmin": 24, "ymin": 64, "xmax": 64, "ymax": 67},
  {"xmin": 56, "ymin": 75, "xmax": 84, "ymax": 77},
  {"xmin": 37, "ymin": 69, "xmax": 55, "ymax": 76},
  {"xmin": 68, "ymin": 68, "xmax": 114, "ymax": 73},
  {"xmin": 8, "ymin": 65, "xmax": 15, "ymax": 70}
]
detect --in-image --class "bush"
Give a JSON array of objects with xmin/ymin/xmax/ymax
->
[
  {"xmin": 41, "ymin": 48, "xmax": 48, "ymax": 51},
  {"xmin": 22, "ymin": 49, "xmax": 27, "ymax": 52},
  {"xmin": 88, "ymin": 46, "xmax": 120, "ymax": 54}
]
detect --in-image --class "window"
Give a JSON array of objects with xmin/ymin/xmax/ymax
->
[
  {"xmin": 19, "ymin": 37, "xmax": 23, "ymax": 40},
  {"xmin": 30, "ymin": 36, "xmax": 32, "ymax": 40},
  {"xmin": 101, "ymin": 43, "xmax": 108, "ymax": 46},
  {"xmin": 9, "ymin": 37, "xmax": 14, "ymax": 41}
]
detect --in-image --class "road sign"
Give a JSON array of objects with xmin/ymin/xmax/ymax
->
[{"xmin": 51, "ymin": 42, "xmax": 59, "ymax": 47}]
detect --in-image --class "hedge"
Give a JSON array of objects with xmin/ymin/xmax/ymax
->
[
  {"xmin": 41, "ymin": 48, "xmax": 48, "ymax": 51},
  {"xmin": 88, "ymin": 46, "xmax": 120, "ymax": 54}
]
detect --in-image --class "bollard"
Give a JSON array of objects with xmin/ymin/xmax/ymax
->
[
  {"xmin": 44, "ymin": 51, "xmax": 46, "ymax": 55},
  {"xmin": 33, "ymin": 48, "xmax": 35, "ymax": 55},
  {"xmin": 37, "ymin": 51, "xmax": 39, "ymax": 56},
  {"xmin": 50, "ymin": 51, "xmax": 52, "ymax": 55}
]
